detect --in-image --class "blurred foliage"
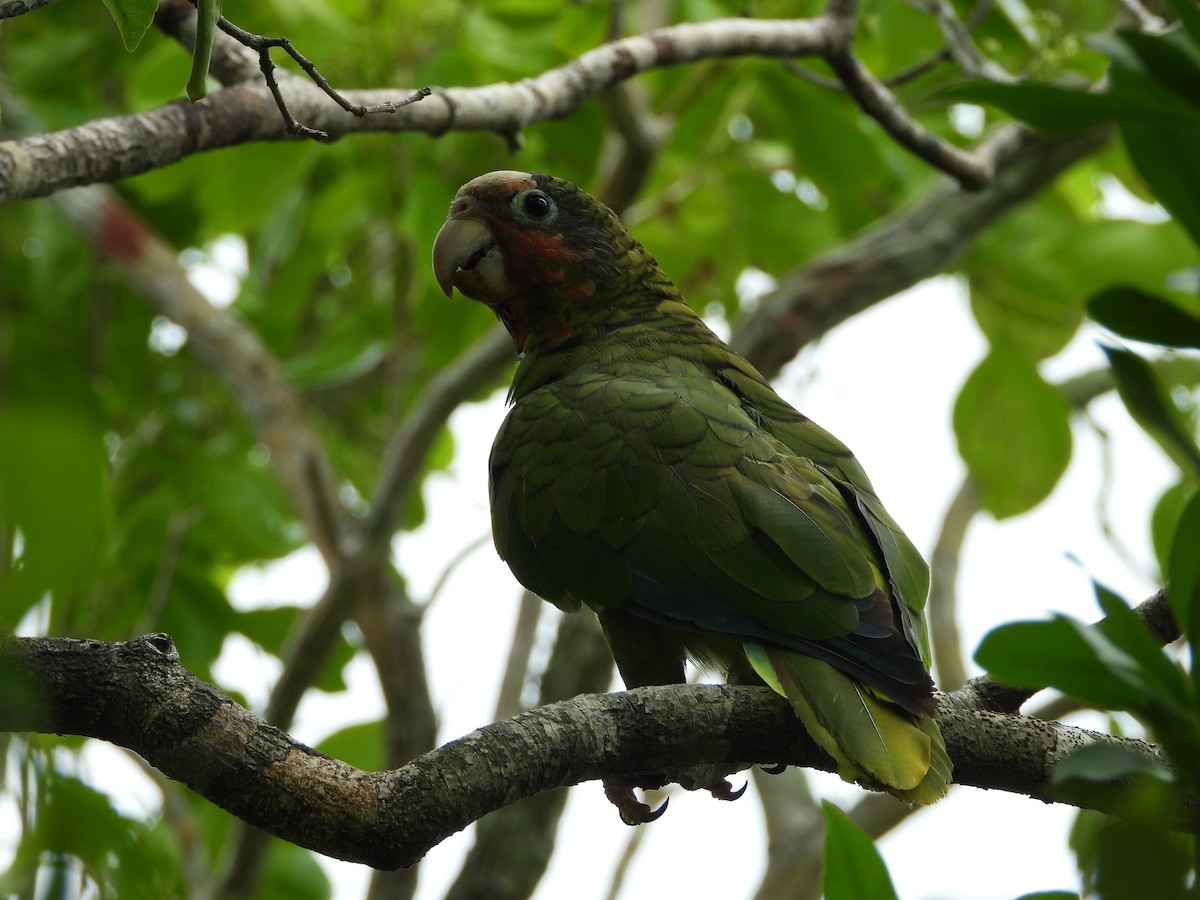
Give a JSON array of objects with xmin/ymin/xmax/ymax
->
[
  {"xmin": 820, "ymin": 801, "xmax": 898, "ymax": 900},
  {"xmin": 975, "ymin": 82, "xmax": 1200, "ymax": 893},
  {"xmin": 2, "ymin": 0, "xmax": 1200, "ymax": 898}
]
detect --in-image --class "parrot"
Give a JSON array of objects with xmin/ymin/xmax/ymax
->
[{"xmin": 432, "ymin": 170, "xmax": 951, "ymax": 818}]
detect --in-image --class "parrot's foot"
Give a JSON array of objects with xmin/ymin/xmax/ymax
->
[
  {"xmin": 761, "ymin": 763, "xmax": 788, "ymax": 775},
  {"xmin": 603, "ymin": 778, "xmax": 669, "ymax": 826},
  {"xmin": 707, "ymin": 777, "xmax": 748, "ymax": 802}
]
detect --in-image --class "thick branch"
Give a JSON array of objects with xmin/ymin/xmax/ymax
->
[
  {"xmin": 0, "ymin": 633, "xmax": 1180, "ymax": 873},
  {"xmin": 0, "ymin": 10, "xmax": 998, "ymax": 206}
]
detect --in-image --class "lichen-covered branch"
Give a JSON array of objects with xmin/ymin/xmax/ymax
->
[
  {"xmin": 0, "ymin": 10, "xmax": 999, "ymax": 206},
  {"xmin": 0, "ymin": 0, "xmax": 51, "ymax": 18},
  {"xmin": 0, "ymin": 631, "xmax": 1181, "ymax": 872}
]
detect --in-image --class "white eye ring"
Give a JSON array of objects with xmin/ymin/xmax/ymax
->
[{"xmin": 513, "ymin": 189, "xmax": 557, "ymax": 224}]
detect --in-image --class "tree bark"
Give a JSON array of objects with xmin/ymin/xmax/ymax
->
[{"xmin": 0, "ymin": 631, "xmax": 1179, "ymax": 870}]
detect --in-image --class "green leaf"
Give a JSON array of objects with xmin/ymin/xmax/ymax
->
[
  {"xmin": 1086, "ymin": 819, "xmax": 1191, "ymax": 900},
  {"xmin": 821, "ymin": 802, "xmax": 899, "ymax": 900},
  {"xmin": 1092, "ymin": 582, "xmax": 1192, "ymax": 715},
  {"xmin": 187, "ymin": 0, "xmax": 224, "ymax": 102},
  {"xmin": 953, "ymin": 344, "xmax": 1072, "ymax": 518},
  {"xmin": 0, "ymin": 407, "xmax": 108, "ymax": 624},
  {"xmin": 1152, "ymin": 483, "xmax": 1195, "ymax": 580},
  {"xmin": 1088, "ymin": 287, "xmax": 1200, "ymax": 349},
  {"xmin": 101, "ymin": 0, "xmax": 157, "ymax": 51},
  {"xmin": 316, "ymin": 719, "xmax": 385, "ymax": 772},
  {"xmin": 1052, "ymin": 742, "xmax": 1170, "ymax": 785},
  {"xmin": 1116, "ymin": 29, "xmax": 1200, "ymax": 111},
  {"xmin": 944, "ymin": 81, "xmax": 1200, "ymax": 133},
  {"xmin": 1015, "ymin": 893, "xmax": 1079, "ymax": 900},
  {"xmin": 1120, "ymin": 118, "xmax": 1200, "ymax": 250},
  {"xmin": 259, "ymin": 841, "xmax": 332, "ymax": 900},
  {"xmin": 1102, "ymin": 345, "xmax": 1200, "ymax": 480},
  {"xmin": 284, "ymin": 340, "xmax": 390, "ymax": 391},
  {"xmin": 1165, "ymin": 0, "xmax": 1200, "ymax": 46},
  {"xmin": 1168, "ymin": 490, "xmax": 1200, "ymax": 659},
  {"xmin": 970, "ymin": 218, "xmax": 1196, "ymax": 361},
  {"xmin": 975, "ymin": 618, "xmax": 1149, "ymax": 709}
]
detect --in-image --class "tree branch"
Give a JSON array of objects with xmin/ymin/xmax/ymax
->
[
  {"xmin": 0, "ymin": 0, "xmax": 52, "ymax": 18},
  {"xmin": 207, "ymin": 8, "xmax": 430, "ymax": 141},
  {"xmin": 823, "ymin": 48, "xmax": 994, "ymax": 188},
  {"xmin": 730, "ymin": 124, "xmax": 1112, "ymax": 379},
  {"xmin": 926, "ymin": 478, "xmax": 978, "ymax": 691},
  {"xmin": 948, "ymin": 587, "xmax": 1179, "ymax": 715},
  {"xmin": 443, "ymin": 609, "xmax": 613, "ymax": 900},
  {"xmin": 365, "ymin": 326, "xmax": 512, "ymax": 546},
  {"xmin": 0, "ymin": 631, "xmax": 1183, "ymax": 873},
  {"xmin": 1, "ymin": 10, "xmax": 1002, "ymax": 207},
  {"xmin": 905, "ymin": 0, "xmax": 1015, "ymax": 82}
]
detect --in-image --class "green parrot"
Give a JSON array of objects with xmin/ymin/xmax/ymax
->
[{"xmin": 432, "ymin": 171, "xmax": 951, "ymax": 816}]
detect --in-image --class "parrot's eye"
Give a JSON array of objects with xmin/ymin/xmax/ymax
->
[{"xmin": 514, "ymin": 189, "xmax": 557, "ymax": 224}]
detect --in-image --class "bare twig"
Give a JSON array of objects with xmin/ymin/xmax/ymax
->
[
  {"xmin": 181, "ymin": 0, "xmax": 431, "ymax": 140},
  {"xmin": 781, "ymin": 58, "xmax": 845, "ymax": 91},
  {"xmin": 595, "ymin": 82, "xmax": 670, "ymax": 216},
  {"xmin": 790, "ymin": 0, "xmax": 1000, "ymax": 91},
  {"xmin": 2, "ymin": 11, "xmax": 1004, "ymax": 205},
  {"xmin": 1117, "ymin": 0, "xmax": 1167, "ymax": 30},
  {"xmin": 357, "ymin": 586, "xmax": 434, "ymax": 900},
  {"xmin": 424, "ymin": 533, "xmax": 492, "ymax": 609},
  {"xmin": 443, "ymin": 610, "xmax": 613, "ymax": 900},
  {"xmin": 1089, "ymin": 417, "xmax": 1150, "ymax": 579},
  {"xmin": 752, "ymin": 766, "xmax": 824, "ymax": 900},
  {"xmin": 493, "ymin": 590, "xmax": 545, "ymax": 721},
  {"xmin": 927, "ymin": 479, "xmax": 979, "ymax": 691},
  {"xmin": 825, "ymin": 49, "xmax": 993, "ymax": 189},
  {"xmin": 365, "ymin": 327, "xmax": 512, "ymax": 546},
  {"xmin": 602, "ymin": 827, "xmax": 649, "ymax": 900},
  {"xmin": 906, "ymin": 0, "xmax": 1015, "ymax": 82},
  {"xmin": 135, "ymin": 508, "xmax": 204, "ymax": 637}
]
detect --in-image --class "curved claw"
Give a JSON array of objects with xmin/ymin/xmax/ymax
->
[
  {"xmin": 637, "ymin": 796, "xmax": 670, "ymax": 824},
  {"xmin": 709, "ymin": 778, "xmax": 748, "ymax": 802},
  {"xmin": 761, "ymin": 762, "xmax": 789, "ymax": 776},
  {"xmin": 603, "ymin": 778, "xmax": 670, "ymax": 826}
]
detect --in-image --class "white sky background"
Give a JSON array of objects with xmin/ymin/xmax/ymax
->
[{"xmin": 1, "ymin": 184, "xmax": 1179, "ymax": 898}]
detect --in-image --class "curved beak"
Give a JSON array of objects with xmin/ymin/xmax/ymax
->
[{"xmin": 432, "ymin": 217, "xmax": 495, "ymax": 299}]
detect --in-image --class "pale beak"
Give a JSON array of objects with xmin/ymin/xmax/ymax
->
[{"xmin": 432, "ymin": 216, "xmax": 514, "ymax": 304}]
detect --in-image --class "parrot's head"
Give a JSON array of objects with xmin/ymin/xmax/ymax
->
[{"xmin": 433, "ymin": 171, "xmax": 674, "ymax": 352}]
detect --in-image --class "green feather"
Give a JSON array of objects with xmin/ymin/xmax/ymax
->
[
  {"xmin": 445, "ymin": 171, "xmax": 952, "ymax": 806},
  {"xmin": 746, "ymin": 641, "xmax": 948, "ymax": 802}
]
